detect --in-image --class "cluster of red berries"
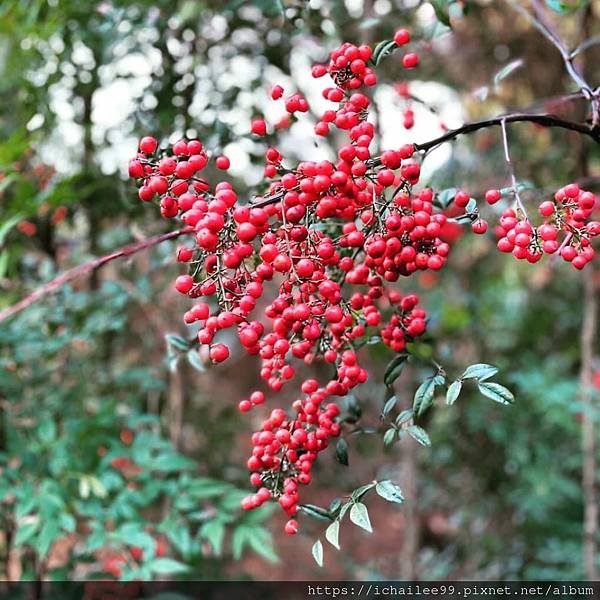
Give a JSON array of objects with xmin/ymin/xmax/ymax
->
[
  {"xmin": 380, "ymin": 292, "xmax": 427, "ymax": 353},
  {"xmin": 312, "ymin": 42, "xmax": 376, "ymax": 90},
  {"xmin": 128, "ymin": 26, "xmax": 597, "ymax": 536},
  {"xmin": 241, "ymin": 378, "xmax": 342, "ymax": 533},
  {"xmin": 490, "ymin": 184, "xmax": 599, "ymax": 268},
  {"xmin": 358, "ymin": 187, "xmax": 450, "ymax": 279}
]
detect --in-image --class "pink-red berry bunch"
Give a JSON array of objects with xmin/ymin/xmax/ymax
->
[
  {"xmin": 493, "ymin": 184, "xmax": 598, "ymax": 269},
  {"xmin": 128, "ymin": 28, "xmax": 598, "ymax": 536}
]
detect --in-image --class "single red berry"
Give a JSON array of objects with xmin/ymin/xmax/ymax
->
[
  {"xmin": 215, "ymin": 155, "xmax": 230, "ymax": 170},
  {"xmin": 539, "ymin": 201, "xmax": 555, "ymax": 217},
  {"xmin": 251, "ymin": 119, "xmax": 267, "ymax": 136},
  {"xmin": 402, "ymin": 53, "xmax": 419, "ymax": 69},
  {"xmin": 175, "ymin": 275, "xmax": 194, "ymax": 294},
  {"xmin": 271, "ymin": 84, "xmax": 284, "ymax": 100},
  {"xmin": 485, "ymin": 189, "xmax": 501, "ymax": 204},
  {"xmin": 209, "ymin": 343, "xmax": 230, "ymax": 363},
  {"xmin": 472, "ymin": 219, "xmax": 488, "ymax": 234},
  {"xmin": 284, "ymin": 519, "xmax": 299, "ymax": 535},
  {"xmin": 139, "ymin": 136, "xmax": 158, "ymax": 154},
  {"xmin": 394, "ymin": 29, "xmax": 411, "ymax": 46}
]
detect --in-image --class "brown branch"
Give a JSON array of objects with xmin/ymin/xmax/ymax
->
[
  {"xmin": 250, "ymin": 112, "xmax": 600, "ymax": 208},
  {"xmin": 412, "ymin": 112, "xmax": 600, "ymax": 154},
  {"xmin": 0, "ymin": 227, "xmax": 194, "ymax": 324}
]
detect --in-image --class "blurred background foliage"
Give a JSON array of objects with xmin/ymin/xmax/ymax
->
[{"xmin": 0, "ymin": 0, "xmax": 599, "ymax": 582}]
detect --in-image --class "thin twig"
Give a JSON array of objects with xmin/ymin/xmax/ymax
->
[
  {"xmin": 0, "ymin": 227, "xmax": 194, "ymax": 323},
  {"xmin": 500, "ymin": 118, "xmax": 527, "ymax": 218},
  {"xmin": 507, "ymin": 0, "xmax": 600, "ymax": 125}
]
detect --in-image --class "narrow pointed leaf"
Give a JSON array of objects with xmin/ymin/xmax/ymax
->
[
  {"xmin": 383, "ymin": 428, "xmax": 396, "ymax": 447},
  {"xmin": 384, "ymin": 354, "xmax": 408, "ymax": 386},
  {"xmin": 446, "ymin": 380, "xmax": 462, "ymax": 405},
  {"xmin": 312, "ymin": 539, "xmax": 324, "ymax": 567},
  {"xmin": 407, "ymin": 424, "xmax": 431, "ymax": 447},
  {"xmin": 335, "ymin": 438, "xmax": 349, "ymax": 466},
  {"xmin": 349, "ymin": 502, "xmax": 372, "ymax": 533},
  {"xmin": 461, "ymin": 363, "xmax": 498, "ymax": 381},
  {"xmin": 477, "ymin": 381, "xmax": 514, "ymax": 405},
  {"xmin": 493, "ymin": 59, "xmax": 523, "ymax": 87},
  {"xmin": 382, "ymin": 395, "xmax": 397, "ymax": 416},
  {"xmin": 325, "ymin": 520, "xmax": 340, "ymax": 550}
]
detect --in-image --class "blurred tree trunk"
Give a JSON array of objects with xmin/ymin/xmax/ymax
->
[
  {"xmin": 580, "ymin": 273, "xmax": 598, "ymax": 581},
  {"xmin": 400, "ymin": 434, "xmax": 419, "ymax": 579},
  {"xmin": 578, "ymin": 4, "xmax": 598, "ymax": 580}
]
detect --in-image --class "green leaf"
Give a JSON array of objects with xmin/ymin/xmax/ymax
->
[
  {"xmin": 372, "ymin": 39, "xmax": 397, "ymax": 66},
  {"xmin": 325, "ymin": 520, "xmax": 340, "ymax": 550},
  {"xmin": 187, "ymin": 350, "xmax": 205, "ymax": 372},
  {"xmin": 384, "ymin": 354, "xmax": 408, "ymax": 386},
  {"xmin": 407, "ymin": 424, "xmax": 431, "ymax": 447},
  {"xmin": 493, "ymin": 59, "xmax": 523, "ymax": 87},
  {"xmin": 430, "ymin": 0, "xmax": 451, "ymax": 26},
  {"xmin": 187, "ymin": 478, "xmax": 232, "ymax": 499},
  {"xmin": 437, "ymin": 188, "xmax": 457, "ymax": 209},
  {"xmin": 478, "ymin": 381, "xmax": 515, "ymax": 405},
  {"xmin": 335, "ymin": 438, "xmax": 349, "ymax": 466},
  {"xmin": 152, "ymin": 452, "xmax": 195, "ymax": 472},
  {"xmin": 383, "ymin": 428, "xmax": 396, "ymax": 447},
  {"xmin": 382, "ymin": 395, "xmax": 397, "ymax": 416},
  {"xmin": 465, "ymin": 198, "xmax": 478, "ymax": 213},
  {"xmin": 413, "ymin": 375, "xmax": 444, "ymax": 416},
  {"xmin": 86, "ymin": 528, "xmax": 106, "ymax": 553},
  {"xmin": 165, "ymin": 334, "xmax": 190, "ymax": 352},
  {"xmin": 300, "ymin": 504, "xmax": 332, "ymax": 521},
  {"xmin": 149, "ymin": 557, "xmax": 189, "ymax": 575},
  {"xmin": 79, "ymin": 476, "xmax": 90, "ymax": 499},
  {"xmin": 0, "ymin": 250, "xmax": 9, "ymax": 279},
  {"xmin": 200, "ymin": 520, "xmax": 225, "ymax": 556},
  {"xmin": 328, "ymin": 498, "xmax": 342, "ymax": 516},
  {"xmin": 349, "ymin": 502, "xmax": 372, "ymax": 533},
  {"xmin": 461, "ymin": 363, "xmax": 498, "ymax": 381},
  {"xmin": 15, "ymin": 521, "xmax": 39, "ymax": 546},
  {"xmin": 166, "ymin": 524, "xmax": 193, "ymax": 558},
  {"xmin": 88, "ymin": 476, "xmax": 107, "ymax": 499},
  {"xmin": 245, "ymin": 527, "xmax": 278, "ymax": 563},
  {"xmin": 38, "ymin": 521, "xmax": 60, "ymax": 559},
  {"xmin": 0, "ymin": 213, "xmax": 23, "ymax": 247},
  {"xmin": 395, "ymin": 409, "xmax": 414, "ymax": 425},
  {"xmin": 312, "ymin": 539, "xmax": 324, "ymax": 567},
  {"xmin": 545, "ymin": 0, "xmax": 587, "ymax": 14},
  {"xmin": 375, "ymin": 480, "xmax": 405, "ymax": 504},
  {"xmin": 446, "ymin": 380, "xmax": 462, "ymax": 405},
  {"xmin": 351, "ymin": 483, "xmax": 376, "ymax": 501},
  {"xmin": 38, "ymin": 419, "xmax": 56, "ymax": 444}
]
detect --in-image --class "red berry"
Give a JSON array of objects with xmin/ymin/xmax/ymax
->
[
  {"xmin": 251, "ymin": 119, "xmax": 267, "ymax": 136},
  {"xmin": 139, "ymin": 136, "xmax": 158, "ymax": 154},
  {"xmin": 215, "ymin": 155, "xmax": 230, "ymax": 170},
  {"xmin": 284, "ymin": 519, "xmax": 299, "ymax": 535},
  {"xmin": 271, "ymin": 84, "xmax": 284, "ymax": 99},
  {"xmin": 394, "ymin": 29, "xmax": 411, "ymax": 46},
  {"xmin": 209, "ymin": 343, "xmax": 230, "ymax": 363},
  {"xmin": 485, "ymin": 189, "xmax": 501, "ymax": 204},
  {"xmin": 472, "ymin": 219, "xmax": 488, "ymax": 234},
  {"xmin": 175, "ymin": 275, "xmax": 194, "ymax": 294},
  {"xmin": 402, "ymin": 53, "xmax": 419, "ymax": 69}
]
